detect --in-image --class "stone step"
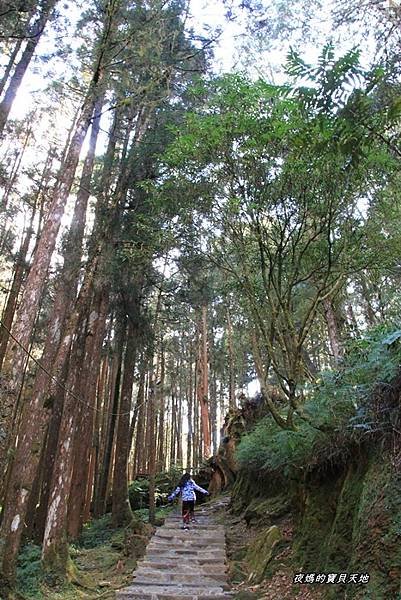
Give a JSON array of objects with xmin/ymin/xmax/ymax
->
[
  {"xmin": 138, "ymin": 560, "xmax": 228, "ymax": 573},
  {"xmin": 140, "ymin": 556, "xmax": 227, "ymax": 567},
  {"xmin": 156, "ymin": 519, "xmax": 220, "ymax": 533},
  {"xmin": 133, "ymin": 569, "xmax": 228, "ymax": 585},
  {"xmin": 116, "ymin": 584, "xmax": 234, "ymax": 599},
  {"xmin": 163, "ymin": 518, "xmax": 212, "ymax": 524},
  {"xmin": 148, "ymin": 537, "xmax": 222, "ymax": 547},
  {"xmin": 117, "ymin": 501, "xmax": 232, "ymax": 600},
  {"xmin": 145, "ymin": 548, "xmax": 226, "ymax": 559}
]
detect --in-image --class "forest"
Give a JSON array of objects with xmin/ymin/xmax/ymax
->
[{"xmin": 1, "ymin": 0, "xmax": 401, "ymax": 599}]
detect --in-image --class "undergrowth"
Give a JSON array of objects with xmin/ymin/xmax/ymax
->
[
  {"xmin": 236, "ymin": 325, "xmax": 401, "ymax": 476},
  {"xmin": 15, "ymin": 504, "xmax": 172, "ymax": 599}
]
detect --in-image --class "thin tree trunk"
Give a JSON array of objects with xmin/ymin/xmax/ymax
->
[
  {"xmin": 197, "ymin": 305, "xmax": 211, "ymax": 458},
  {"xmin": 210, "ymin": 364, "xmax": 218, "ymax": 456},
  {"xmin": 112, "ymin": 318, "xmax": 137, "ymax": 527},
  {"xmin": 1, "ymin": 124, "xmax": 32, "ymax": 212},
  {"xmin": 148, "ymin": 361, "xmax": 157, "ymax": 525},
  {"xmin": 91, "ymin": 354, "xmax": 109, "ymax": 515},
  {"xmin": 133, "ymin": 369, "xmax": 146, "ymax": 478},
  {"xmin": 0, "ymin": 39, "xmax": 23, "ymax": 97},
  {"xmin": 0, "ymin": 205, "xmax": 36, "ymax": 370},
  {"xmin": 0, "ymin": 0, "xmax": 57, "ymax": 135},
  {"xmin": 94, "ymin": 319, "xmax": 126, "ymax": 517},
  {"xmin": 226, "ymin": 306, "xmax": 236, "ymax": 410},
  {"xmin": 156, "ymin": 347, "xmax": 165, "ymax": 471},
  {"xmin": 193, "ymin": 356, "xmax": 199, "ymax": 470},
  {"xmin": 186, "ymin": 344, "xmax": 193, "ymax": 470},
  {"xmin": 359, "ymin": 277, "xmax": 376, "ymax": 326}
]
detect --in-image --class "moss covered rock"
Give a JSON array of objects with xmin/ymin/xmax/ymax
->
[
  {"xmin": 244, "ymin": 494, "xmax": 291, "ymax": 526},
  {"xmin": 245, "ymin": 525, "xmax": 282, "ymax": 583}
]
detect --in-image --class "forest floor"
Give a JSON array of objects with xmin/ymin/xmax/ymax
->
[{"xmin": 14, "ymin": 509, "xmax": 168, "ymax": 600}]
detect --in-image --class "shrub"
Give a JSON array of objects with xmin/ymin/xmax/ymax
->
[{"xmin": 236, "ymin": 325, "xmax": 401, "ymax": 477}]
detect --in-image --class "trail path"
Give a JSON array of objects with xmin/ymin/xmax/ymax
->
[{"xmin": 116, "ymin": 499, "xmax": 234, "ymax": 600}]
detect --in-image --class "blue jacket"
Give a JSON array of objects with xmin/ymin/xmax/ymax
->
[{"xmin": 168, "ymin": 479, "xmax": 208, "ymax": 502}]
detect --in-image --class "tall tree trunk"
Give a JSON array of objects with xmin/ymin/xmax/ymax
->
[
  {"xmin": 186, "ymin": 344, "xmax": 193, "ymax": 470},
  {"xmin": 197, "ymin": 305, "xmax": 211, "ymax": 458},
  {"xmin": 31, "ymin": 361, "xmax": 68, "ymax": 545},
  {"xmin": 156, "ymin": 348, "xmax": 165, "ymax": 471},
  {"xmin": 112, "ymin": 318, "xmax": 137, "ymax": 527},
  {"xmin": 91, "ymin": 354, "xmax": 109, "ymax": 515},
  {"xmin": 41, "ymin": 314, "xmax": 90, "ymax": 575},
  {"xmin": 0, "ymin": 95, "xmax": 104, "ymax": 583},
  {"xmin": 193, "ymin": 357, "xmax": 199, "ymax": 470},
  {"xmin": 0, "ymin": 255, "xmax": 99, "ymax": 587},
  {"xmin": 67, "ymin": 289, "xmax": 109, "ymax": 538},
  {"xmin": 93, "ymin": 324, "xmax": 125, "ymax": 518},
  {"xmin": 210, "ymin": 364, "xmax": 218, "ymax": 456},
  {"xmin": 0, "ymin": 0, "xmax": 57, "ymax": 135},
  {"xmin": 0, "ymin": 5, "xmax": 113, "ymax": 484},
  {"xmin": 148, "ymin": 360, "xmax": 157, "ymax": 525},
  {"xmin": 170, "ymin": 376, "xmax": 176, "ymax": 466},
  {"xmin": 0, "ymin": 204, "xmax": 36, "ymax": 370},
  {"xmin": 133, "ymin": 370, "xmax": 146, "ymax": 478},
  {"xmin": 226, "ymin": 306, "xmax": 236, "ymax": 409}
]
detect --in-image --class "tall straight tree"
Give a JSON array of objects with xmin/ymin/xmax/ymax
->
[{"xmin": 0, "ymin": 0, "xmax": 120, "ymax": 508}]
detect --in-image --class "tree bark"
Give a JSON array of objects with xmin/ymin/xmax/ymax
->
[
  {"xmin": 186, "ymin": 343, "xmax": 193, "ymax": 470},
  {"xmin": 0, "ymin": 205, "xmax": 36, "ymax": 370},
  {"xmin": 0, "ymin": 4, "xmax": 112, "ymax": 484},
  {"xmin": 0, "ymin": 38, "xmax": 23, "ymax": 96},
  {"xmin": 0, "ymin": 94, "xmax": 104, "ymax": 581},
  {"xmin": 112, "ymin": 318, "xmax": 137, "ymax": 527},
  {"xmin": 67, "ymin": 289, "xmax": 109, "ymax": 538},
  {"xmin": 197, "ymin": 305, "xmax": 211, "ymax": 458},
  {"xmin": 148, "ymin": 362, "xmax": 157, "ymax": 525},
  {"xmin": 0, "ymin": 0, "xmax": 58, "ymax": 135},
  {"xmin": 0, "ymin": 255, "xmax": 99, "ymax": 586},
  {"xmin": 41, "ymin": 315, "xmax": 89, "ymax": 575},
  {"xmin": 156, "ymin": 347, "xmax": 165, "ymax": 471},
  {"xmin": 226, "ymin": 306, "xmax": 236, "ymax": 410},
  {"xmin": 93, "ymin": 324, "xmax": 125, "ymax": 518}
]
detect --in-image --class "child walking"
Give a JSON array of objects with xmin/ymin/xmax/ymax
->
[{"xmin": 168, "ymin": 473, "xmax": 209, "ymax": 529}]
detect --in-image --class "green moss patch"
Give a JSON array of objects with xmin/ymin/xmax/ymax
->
[{"xmin": 246, "ymin": 526, "xmax": 282, "ymax": 583}]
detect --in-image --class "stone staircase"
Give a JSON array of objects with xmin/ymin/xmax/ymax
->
[{"xmin": 116, "ymin": 501, "xmax": 233, "ymax": 600}]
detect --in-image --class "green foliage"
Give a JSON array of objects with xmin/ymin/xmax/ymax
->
[
  {"xmin": 78, "ymin": 514, "xmax": 117, "ymax": 549},
  {"xmin": 128, "ymin": 466, "xmax": 183, "ymax": 510},
  {"xmin": 16, "ymin": 544, "xmax": 43, "ymax": 599},
  {"xmin": 236, "ymin": 326, "xmax": 401, "ymax": 475}
]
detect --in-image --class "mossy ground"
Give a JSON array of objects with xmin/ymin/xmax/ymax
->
[{"xmin": 13, "ymin": 508, "xmax": 170, "ymax": 600}]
